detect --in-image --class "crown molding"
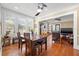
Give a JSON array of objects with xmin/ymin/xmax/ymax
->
[{"xmin": 1, "ymin": 5, "xmax": 34, "ymax": 19}]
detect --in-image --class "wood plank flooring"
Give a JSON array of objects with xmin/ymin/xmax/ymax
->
[{"xmin": 2, "ymin": 40, "xmax": 79, "ymax": 56}]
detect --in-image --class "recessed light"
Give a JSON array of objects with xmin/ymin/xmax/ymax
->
[{"xmin": 14, "ymin": 6, "xmax": 18, "ymax": 10}]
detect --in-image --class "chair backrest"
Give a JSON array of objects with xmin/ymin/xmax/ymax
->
[
  {"xmin": 24, "ymin": 33, "xmax": 31, "ymax": 47},
  {"xmin": 17, "ymin": 32, "xmax": 21, "ymax": 38},
  {"xmin": 24, "ymin": 33, "xmax": 30, "ymax": 39},
  {"xmin": 24, "ymin": 33, "xmax": 32, "ymax": 54}
]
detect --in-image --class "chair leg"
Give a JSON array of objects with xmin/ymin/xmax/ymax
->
[
  {"xmin": 21, "ymin": 44, "xmax": 22, "ymax": 52},
  {"xmin": 45, "ymin": 41, "xmax": 47, "ymax": 50},
  {"xmin": 25, "ymin": 44, "xmax": 27, "ymax": 56},
  {"xmin": 45, "ymin": 44, "xmax": 47, "ymax": 50},
  {"xmin": 38, "ymin": 47, "xmax": 41, "ymax": 55},
  {"xmin": 18, "ymin": 41, "xmax": 20, "ymax": 49},
  {"xmin": 25, "ymin": 48, "xmax": 27, "ymax": 56},
  {"xmin": 32, "ymin": 48, "xmax": 36, "ymax": 56},
  {"xmin": 41, "ymin": 44, "xmax": 42, "ymax": 52}
]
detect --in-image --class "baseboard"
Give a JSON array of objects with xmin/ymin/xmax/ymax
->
[{"xmin": 74, "ymin": 45, "xmax": 79, "ymax": 50}]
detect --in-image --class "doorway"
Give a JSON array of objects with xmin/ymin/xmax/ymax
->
[{"xmin": 40, "ymin": 12, "xmax": 77, "ymax": 47}]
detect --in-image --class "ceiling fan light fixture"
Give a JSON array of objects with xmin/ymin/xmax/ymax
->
[
  {"xmin": 14, "ymin": 6, "xmax": 18, "ymax": 10},
  {"xmin": 37, "ymin": 8, "xmax": 42, "ymax": 12},
  {"xmin": 35, "ymin": 3, "xmax": 47, "ymax": 16}
]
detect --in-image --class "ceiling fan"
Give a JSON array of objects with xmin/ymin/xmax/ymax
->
[{"xmin": 35, "ymin": 3, "xmax": 47, "ymax": 16}]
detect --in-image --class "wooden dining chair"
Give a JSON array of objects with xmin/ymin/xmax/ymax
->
[
  {"xmin": 17, "ymin": 32, "xmax": 21, "ymax": 49},
  {"xmin": 2, "ymin": 31, "xmax": 11, "ymax": 47},
  {"xmin": 17, "ymin": 32, "xmax": 25, "ymax": 52},
  {"xmin": 20, "ymin": 38, "xmax": 26, "ymax": 52},
  {"xmin": 31, "ymin": 40, "xmax": 41, "ymax": 56},
  {"xmin": 36, "ymin": 36, "xmax": 47, "ymax": 53},
  {"xmin": 24, "ymin": 33, "xmax": 41, "ymax": 56},
  {"xmin": 24, "ymin": 33, "xmax": 31, "ymax": 55}
]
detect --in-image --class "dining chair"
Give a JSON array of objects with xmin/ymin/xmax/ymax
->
[
  {"xmin": 17, "ymin": 32, "xmax": 25, "ymax": 52},
  {"xmin": 24, "ymin": 33, "xmax": 41, "ymax": 56},
  {"xmin": 2, "ymin": 36, "xmax": 10, "ymax": 47},
  {"xmin": 2, "ymin": 31, "xmax": 11, "ymax": 47},
  {"xmin": 17, "ymin": 32, "xmax": 21, "ymax": 49},
  {"xmin": 36, "ymin": 36, "xmax": 47, "ymax": 53},
  {"xmin": 24, "ymin": 33, "xmax": 31, "ymax": 55}
]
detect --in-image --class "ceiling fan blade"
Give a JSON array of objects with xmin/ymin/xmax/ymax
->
[
  {"xmin": 42, "ymin": 3, "xmax": 47, "ymax": 7},
  {"xmin": 35, "ymin": 12, "xmax": 40, "ymax": 16}
]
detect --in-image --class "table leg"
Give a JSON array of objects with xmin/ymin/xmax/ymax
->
[
  {"xmin": 41, "ymin": 44, "xmax": 42, "ymax": 52},
  {"xmin": 45, "ymin": 39, "xmax": 47, "ymax": 50},
  {"xmin": 18, "ymin": 40, "xmax": 20, "ymax": 49},
  {"xmin": 25, "ymin": 42, "xmax": 27, "ymax": 56}
]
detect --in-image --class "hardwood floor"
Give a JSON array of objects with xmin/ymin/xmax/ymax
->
[{"xmin": 2, "ymin": 40, "xmax": 79, "ymax": 56}]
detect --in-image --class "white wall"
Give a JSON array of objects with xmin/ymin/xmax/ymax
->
[
  {"xmin": 0, "ymin": 4, "xmax": 2, "ymax": 56},
  {"xmin": 77, "ymin": 8, "xmax": 79, "ymax": 46},
  {"xmin": 53, "ymin": 20, "xmax": 73, "ymax": 28}
]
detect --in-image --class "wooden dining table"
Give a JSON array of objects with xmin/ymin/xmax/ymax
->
[{"xmin": 17, "ymin": 33, "xmax": 48, "ymax": 56}]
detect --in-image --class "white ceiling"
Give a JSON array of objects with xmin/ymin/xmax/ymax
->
[
  {"xmin": 1, "ymin": 3, "xmax": 79, "ymax": 18},
  {"xmin": 42, "ymin": 14, "xmax": 73, "ymax": 23}
]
